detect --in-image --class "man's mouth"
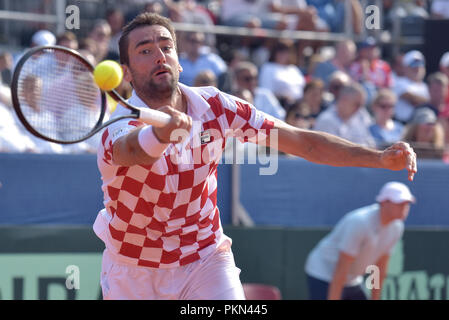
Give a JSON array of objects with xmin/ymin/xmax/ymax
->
[{"xmin": 153, "ymin": 69, "xmax": 171, "ymax": 77}]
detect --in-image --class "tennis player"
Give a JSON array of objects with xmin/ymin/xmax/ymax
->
[
  {"xmin": 305, "ymin": 181, "xmax": 415, "ymax": 300},
  {"xmin": 93, "ymin": 13, "xmax": 417, "ymax": 300}
]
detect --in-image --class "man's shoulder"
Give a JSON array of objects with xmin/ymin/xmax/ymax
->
[{"xmin": 344, "ymin": 204, "xmax": 379, "ymax": 226}]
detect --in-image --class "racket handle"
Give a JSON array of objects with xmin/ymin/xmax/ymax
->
[{"xmin": 138, "ymin": 108, "xmax": 171, "ymax": 127}]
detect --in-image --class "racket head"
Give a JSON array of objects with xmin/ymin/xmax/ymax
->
[{"xmin": 11, "ymin": 45, "xmax": 107, "ymax": 144}]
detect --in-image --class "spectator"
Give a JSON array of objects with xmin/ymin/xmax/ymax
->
[
  {"xmin": 431, "ymin": 0, "xmax": 449, "ymax": 19},
  {"xmin": 393, "ymin": 50, "xmax": 429, "ymax": 123},
  {"xmin": 307, "ymin": 0, "xmax": 363, "ymax": 34},
  {"xmin": 259, "ymin": 40, "xmax": 306, "ymax": 108},
  {"xmin": 233, "ymin": 61, "xmax": 285, "ymax": 120},
  {"xmin": 326, "ymin": 70, "xmax": 351, "ymax": 104},
  {"xmin": 418, "ymin": 72, "xmax": 448, "ymax": 117},
  {"xmin": 270, "ymin": 0, "xmax": 329, "ymax": 31},
  {"xmin": 193, "ymin": 70, "xmax": 217, "ymax": 87},
  {"xmin": 440, "ymin": 109, "xmax": 449, "ymax": 150},
  {"xmin": 0, "ymin": 51, "xmax": 13, "ymax": 86},
  {"xmin": 56, "ymin": 31, "xmax": 78, "ymax": 50},
  {"xmin": 16, "ymin": 75, "xmax": 63, "ymax": 154},
  {"xmin": 403, "ymin": 107, "xmax": 445, "ymax": 159},
  {"xmin": 314, "ymin": 82, "xmax": 376, "ymax": 147},
  {"xmin": 0, "ymin": 78, "xmax": 37, "ymax": 153},
  {"xmin": 87, "ymin": 20, "xmax": 112, "ymax": 62},
  {"xmin": 165, "ymin": 0, "xmax": 217, "ymax": 47},
  {"xmin": 369, "ymin": 89, "xmax": 404, "ymax": 149},
  {"xmin": 285, "ymin": 100, "xmax": 313, "ymax": 130},
  {"xmin": 301, "ymin": 79, "xmax": 327, "ymax": 119},
  {"xmin": 391, "ymin": 52, "xmax": 405, "ymax": 85},
  {"xmin": 178, "ymin": 32, "xmax": 227, "ymax": 86},
  {"xmin": 106, "ymin": 8, "xmax": 125, "ymax": 56},
  {"xmin": 313, "ymin": 40, "xmax": 356, "ymax": 85},
  {"xmin": 218, "ymin": 49, "xmax": 248, "ymax": 93},
  {"xmin": 349, "ymin": 37, "xmax": 393, "ymax": 89},
  {"xmin": 219, "ymin": 0, "xmax": 287, "ymax": 30},
  {"xmin": 31, "ymin": 29, "xmax": 56, "ymax": 47},
  {"xmin": 14, "ymin": 29, "xmax": 56, "ymax": 67},
  {"xmin": 305, "ymin": 182, "xmax": 415, "ymax": 300},
  {"xmin": 439, "ymin": 52, "xmax": 449, "ymax": 113}
]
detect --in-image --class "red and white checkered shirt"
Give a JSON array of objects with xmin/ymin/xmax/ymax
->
[
  {"xmin": 349, "ymin": 59, "xmax": 393, "ymax": 89},
  {"xmin": 94, "ymin": 83, "xmax": 274, "ymax": 268}
]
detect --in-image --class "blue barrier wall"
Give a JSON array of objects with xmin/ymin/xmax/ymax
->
[
  {"xmin": 240, "ymin": 158, "xmax": 449, "ymax": 227},
  {"xmin": 1, "ymin": 153, "xmax": 448, "ymax": 226},
  {"xmin": 0, "ymin": 153, "xmax": 232, "ymax": 225}
]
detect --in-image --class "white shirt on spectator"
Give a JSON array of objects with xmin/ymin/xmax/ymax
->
[
  {"xmin": 254, "ymin": 87, "xmax": 286, "ymax": 120},
  {"xmin": 259, "ymin": 62, "xmax": 305, "ymax": 103},
  {"xmin": 313, "ymin": 105, "xmax": 376, "ymax": 147},
  {"xmin": 0, "ymin": 103, "xmax": 36, "ymax": 153},
  {"xmin": 305, "ymin": 203, "xmax": 403, "ymax": 286},
  {"xmin": 393, "ymin": 76, "xmax": 429, "ymax": 123},
  {"xmin": 220, "ymin": 0, "xmax": 271, "ymax": 22},
  {"xmin": 16, "ymin": 104, "xmax": 64, "ymax": 154},
  {"xmin": 432, "ymin": 0, "xmax": 449, "ymax": 18}
]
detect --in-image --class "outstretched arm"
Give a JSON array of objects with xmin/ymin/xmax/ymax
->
[{"xmin": 266, "ymin": 118, "xmax": 417, "ymax": 181}]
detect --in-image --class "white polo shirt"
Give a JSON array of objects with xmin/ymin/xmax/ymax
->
[{"xmin": 305, "ymin": 203, "xmax": 404, "ymax": 286}]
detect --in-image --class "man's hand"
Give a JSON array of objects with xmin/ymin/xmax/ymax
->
[
  {"xmin": 380, "ymin": 142, "xmax": 417, "ymax": 181},
  {"xmin": 152, "ymin": 106, "xmax": 192, "ymax": 144}
]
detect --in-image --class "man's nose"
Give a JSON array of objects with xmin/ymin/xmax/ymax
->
[{"xmin": 155, "ymin": 47, "xmax": 166, "ymax": 64}]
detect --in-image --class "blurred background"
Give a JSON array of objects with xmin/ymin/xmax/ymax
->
[{"xmin": 0, "ymin": 0, "xmax": 449, "ymax": 300}]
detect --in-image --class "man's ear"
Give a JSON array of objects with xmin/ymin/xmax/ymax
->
[
  {"xmin": 122, "ymin": 64, "xmax": 132, "ymax": 83},
  {"xmin": 178, "ymin": 63, "xmax": 183, "ymax": 73}
]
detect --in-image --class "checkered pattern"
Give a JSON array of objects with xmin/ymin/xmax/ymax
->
[{"xmin": 97, "ymin": 85, "xmax": 274, "ymax": 268}]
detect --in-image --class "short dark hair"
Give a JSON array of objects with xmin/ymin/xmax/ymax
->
[{"xmin": 119, "ymin": 13, "xmax": 176, "ymax": 65}]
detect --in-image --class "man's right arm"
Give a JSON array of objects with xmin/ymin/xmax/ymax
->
[
  {"xmin": 400, "ymin": 92, "xmax": 429, "ymax": 107},
  {"xmin": 112, "ymin": 106, "xmax": 192, "ymax": 167},
  {"xmin": 328, "ymin": 251, "xmax": 355, "ymax": 300}
]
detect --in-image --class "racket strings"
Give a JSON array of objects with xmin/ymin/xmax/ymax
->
[{"xmin": 16, "ymin": 48, "xmax": 103, "ymax": 142}]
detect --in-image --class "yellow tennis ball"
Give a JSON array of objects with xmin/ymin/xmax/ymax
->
[{"xmin": 93, "ymin": 60, "xmax": 123, "ymax": 91}]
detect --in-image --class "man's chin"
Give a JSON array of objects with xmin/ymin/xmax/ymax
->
[{"xmin": 147, "ymin": 80, "xmax": 177, "ymax": 98}]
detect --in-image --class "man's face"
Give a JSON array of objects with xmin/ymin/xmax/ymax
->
[
  {"xmin": 382, "ymin": 201, "xmax": 411, "ymax": 221},
  {"xmin": 429, "ymin": 81, "xmax": 448, "ymax": 106},
  {"xmin": 405, "ymin": 65, "xmax": 425, "ymax": 82},
  {"xmin": 123, "ymin": 25, "xmax": 182, "ymax": 101},
  {"xmin": 338, "ymin": 93, "xmax": 363, "ymax": 120},
  {"xmin": 236, "ymin": 69, "xmax": 258, "ymax": 92}
]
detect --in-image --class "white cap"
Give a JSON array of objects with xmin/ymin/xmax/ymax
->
[
  {"xmin": 403, "ymin": 50, "xmax": 425, "ymax": 68},
  {"xmin": 376, "ymin": 182, "xmax": 416, "ymax": 204},
  {"xmin": 440, "ymin": 52, "xmax": 449, "ymax": 68},
  {"xmin": 31, "ymin": 30, "xmax": 56, "ymax": 46}
]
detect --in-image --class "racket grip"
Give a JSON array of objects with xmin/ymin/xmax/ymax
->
[{"xmin": 138, "ymin": 108, "xmax": 171, "ymax": 127}]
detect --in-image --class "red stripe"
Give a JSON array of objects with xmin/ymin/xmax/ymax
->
[
  {"xmin": 160, "ymin": 248, "xmax": 181, "ymax": 264},
  {"xmin": 180, "ymin": 252, "xmax": 200, "ymax": 266}
]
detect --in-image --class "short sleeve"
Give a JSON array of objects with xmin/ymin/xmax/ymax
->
[
  {"xmin": 337, "ymin": 217, "xmax": 367, "ymax": 257},
  {"xmin": 218, "ymin": 92, "xmax": 275, "ymax": 144}
]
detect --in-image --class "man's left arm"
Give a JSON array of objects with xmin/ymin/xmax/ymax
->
[
  {"xmin": 265, "ymin": 118, "xmax": 417, "ymax": 181},
  {"xmin": 372, "ymin": 254, "xmax": 390, "ymax": 300}
]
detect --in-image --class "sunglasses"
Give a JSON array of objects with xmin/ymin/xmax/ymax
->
[
  {"xmin": 377, "ymin": 103, "xmax": 394, "ymax": 110},
  {"xmin": 240, "ymin": 75, "xmax": 257, "ymax": 83}
]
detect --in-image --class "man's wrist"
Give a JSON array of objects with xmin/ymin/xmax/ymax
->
[{"xmin": 138, "ymin": 125, "xmax": 169, "ymax": 158}]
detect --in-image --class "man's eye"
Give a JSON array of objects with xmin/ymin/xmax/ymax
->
[
  {"xmin": 141, "ymin": 49, "xmax": 151, "ymax": 54},
  {"xmin": 163, "ymin": 46, "xmax": 172, "ymax": 52}
]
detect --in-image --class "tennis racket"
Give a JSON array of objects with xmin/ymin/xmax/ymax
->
[{"xmin": 11, "ymin": 45, "xmax": 171, "ymax": 144}]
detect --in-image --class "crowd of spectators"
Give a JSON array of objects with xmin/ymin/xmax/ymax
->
[{"xmin": 1, "ymin": 0, "xmax": 449, "ymax": 160}]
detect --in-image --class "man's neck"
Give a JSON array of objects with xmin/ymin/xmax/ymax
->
[{"xmin": 137, "ymin": 86, "xmax": 186, "ymax": 113}]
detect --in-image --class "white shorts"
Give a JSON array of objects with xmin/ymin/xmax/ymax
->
[{"xmin": 100, "ymin": 245, "xmax": 245, "ymax": 300}]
